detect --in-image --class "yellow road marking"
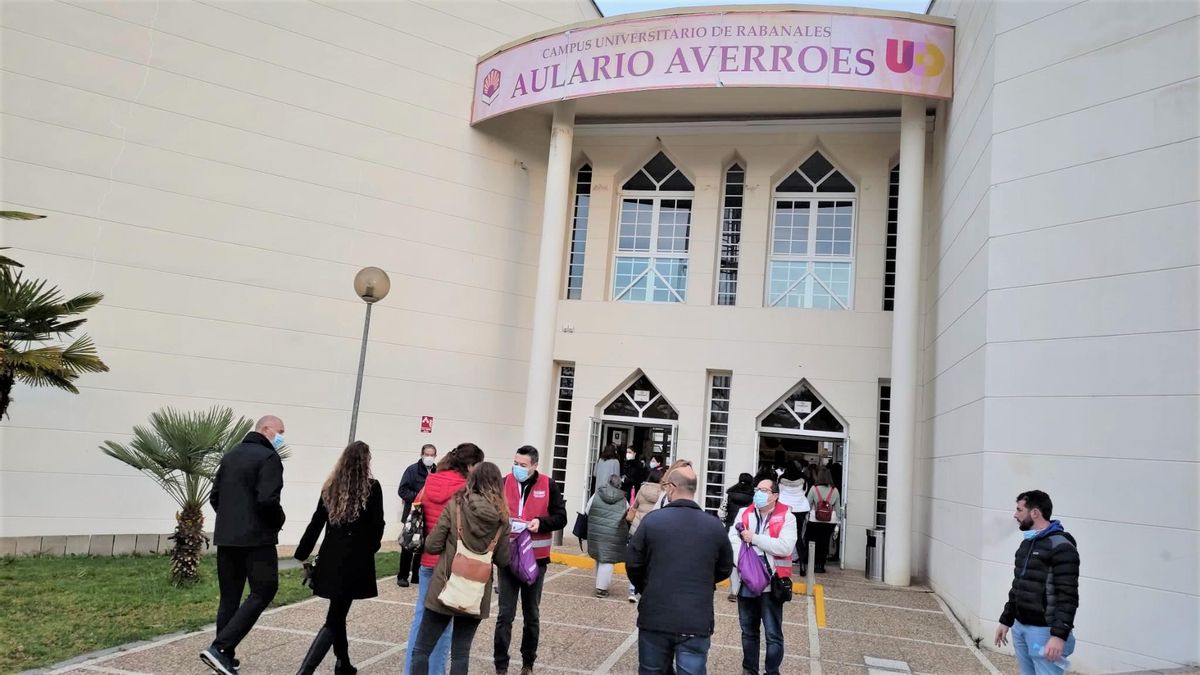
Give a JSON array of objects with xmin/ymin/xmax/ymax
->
[{"xmin": 813, "ymin": 583, "xmax": 827, "ymax": 628}]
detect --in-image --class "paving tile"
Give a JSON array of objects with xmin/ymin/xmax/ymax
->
[
  {"xmin": 824, "ymin": 601, "xmax": 963, "ymax": 644},
  {"xmin": 15, "ymin": 536, "xmax": 41, "ymax": 555},
  {"xmin": 345, "ymin": 598, "xmax": 415, "ymax": 645},
  {"xmin": 65, "ymin": 535, "xmax": 91, "ymax": 555},
  {"xmin": 112, "ymin": 534, "xmax": 137, "ymax": 556},
  {"xmin": 819, "ymin": 629, "xmax": 990, "ymax": 675},
  {"xmin": 93, "ymin": 629, "xmax": 391, "ymax": 674},
  {"xmin": 983, "ymin": 649, "xmax": 1023, "ymax": 675},
  {"xmin": 40, "ymin": 536, "xmax": 68, "ymax": 555},
  {"xmin": 611, "ymin": 641, "xmax": 810, "ymax": 674},
  {"xmin": 822, "ymin": 584, "xmax": 944, "ymax": 612},
  {"xmin": 88, "ymin": 535, "xmax": 114, "ymax": 556}
]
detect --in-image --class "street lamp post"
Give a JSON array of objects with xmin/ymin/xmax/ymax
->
[{"xmin": 349, "ymin": 266, "xmax": 391, "ymax": 444}]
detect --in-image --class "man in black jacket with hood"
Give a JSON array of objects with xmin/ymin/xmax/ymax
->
[
  {"xmin": 994, "ymin": 490, "xmax": 1079, "ymax": 675},
  {"xmin": 201, "ymin": 415, "xmax": 287, "ymax": 675},
  {"xmin": 626, "ymin": 465, "xmax": 733, "ymax": 674},
  {"xmin": 396, "ymin": 443, "xmax": 437, "ymax": 586}
]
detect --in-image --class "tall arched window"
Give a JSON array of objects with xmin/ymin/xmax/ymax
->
[
  {"xmin": 613, "ymin": 152, "xmax": 693, "ymax": 303},
  {"xmin": 768, "ymin": 151, "xmax": 856, "ymax": 309}
]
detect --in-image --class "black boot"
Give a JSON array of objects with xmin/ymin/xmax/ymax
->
[
  {"xmin": 334, "ymin": 660, "xmax": 357, "ymax": 674},
  {"xmin": 296, "ymin": 627, "xmax": 333, "ymax": 675}
]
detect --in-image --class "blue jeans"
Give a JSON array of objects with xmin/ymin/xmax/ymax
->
[
  {"xmin": 737, "ymin": 593, "xmax": 784, "ymax": 675},
  {"xmin": 403, "ymin": 566, "xmax": 451, "ymax": 675},
  {"xmin": 637, "ymin": 628, "xmax": 711, "ymax": 675},
  {"xmin": 1011, "ymin": 621, "xmax": 1075, "ymax": 675}
]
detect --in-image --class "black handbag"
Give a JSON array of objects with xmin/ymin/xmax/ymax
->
[
  {"xmin": 400, "ymin": 491, "xmax": 426, "ymax": 552},
  {"xmin": 769, "ymin": 571, "xmax": 794, "ymax": 603},
  {"xmin": 571, "ymin": 511, "xmax": 588, "ymax": 550},
  {"xmin": 301, "ymin": 557, "xmax": 317, "ymax": 588}
]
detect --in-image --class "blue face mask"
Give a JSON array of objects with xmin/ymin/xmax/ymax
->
[
  {"xmin": 512, "ymin": 465, "xmax": 530, "ymax": 483},
  {"xmin": 271, "ymin": 433, "xmax": 286, "ymax": 450},
  {"xmin": 754, "ymin": 491, "xmax": 770, "ymax": 509},
  {"xmin": 1022, "ymin": 529, "xmax": 1039, "ymax": 540}
]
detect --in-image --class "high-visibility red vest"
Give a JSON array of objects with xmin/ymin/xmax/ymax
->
[
  {"xmin": 505, "ymin": 472, "xmax": 552, "ymax": 560},
  {"xmin": 740, "ymin": 502, "xmax": 793, "ymax": 579}
]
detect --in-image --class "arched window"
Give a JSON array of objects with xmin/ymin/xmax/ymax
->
[
  {"xmin": 768, "ymin": 151, "xmax": 856, "ymax": 309},
  {"xmin": 613, "ymin": 152, "xmax": 693, "ymax": 303}
]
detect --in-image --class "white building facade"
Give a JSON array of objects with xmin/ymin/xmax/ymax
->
[{"xmin": 0, "ymin": 1, "xmax": 1196, "ymax": 672}]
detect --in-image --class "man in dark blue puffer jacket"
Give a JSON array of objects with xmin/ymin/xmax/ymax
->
[{"xmin": 994, "ymin": 490, "xmax": 1080, "ymax": 675}]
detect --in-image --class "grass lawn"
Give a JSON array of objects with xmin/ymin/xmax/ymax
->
[{"xmin": 0, "ymin": 551, "xmax": 399, "ymax": 674}]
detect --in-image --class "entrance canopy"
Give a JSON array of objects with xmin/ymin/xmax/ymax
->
[{"xmin": 471, "ymin": 6, "xmax": 954, "ymax": 124}]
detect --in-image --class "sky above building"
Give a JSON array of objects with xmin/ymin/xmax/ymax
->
[{"xmin": 595, "ymin": 0, "xmax": 930, "ymax": 16}]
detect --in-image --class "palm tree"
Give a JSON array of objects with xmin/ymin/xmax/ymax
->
[
  {"xmin": 0, "ymin": 266, "xmax": 109, "ymax": 419},
  {"xmin": 100, "ymin": 407, "xmax": 285, "ymax": 585},
  {"xmin": 1, "ymin": 210, "xmax": 46, "ymax": 268}
]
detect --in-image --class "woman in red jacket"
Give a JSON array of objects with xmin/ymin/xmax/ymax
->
[{"xmin": 402, "ymin": 443, "xmax": 484, "ymax": 675}]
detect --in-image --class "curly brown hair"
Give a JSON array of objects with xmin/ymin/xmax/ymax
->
[{"xmin": 322, "ymin": 441, "xmax": 374, "ymax": 525}]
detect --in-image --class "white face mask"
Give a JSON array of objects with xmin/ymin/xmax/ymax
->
[
  {"xmin": 650, "ymin": 460, "xmax": 660, "ymax": 469},
  {"xmin": 626, "ymin": 452, "xmax": 635, "ymax": 461},
  {"xmin": 422, "ymin": 456, "xmax": 435, "ymax": 467}
]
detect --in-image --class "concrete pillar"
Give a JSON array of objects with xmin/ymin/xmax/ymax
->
[
  {"xmin": 522, "ymin": 102, "xmax": 576, "ymax": 449},
  {"xmin": 884, "ymin": 96, "xmax": 927, "ymax": 587}
]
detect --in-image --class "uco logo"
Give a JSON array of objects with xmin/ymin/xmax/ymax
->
[
  {"xmin": 885, "ymin": 39, "xmax": 945, "ymax": 77},
  {"xmin": 481, "ymin": 68, "xmax": 502, "ymax": 105}
]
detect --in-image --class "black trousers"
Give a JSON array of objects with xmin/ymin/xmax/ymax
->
[
  {"xmin": 493, "ymin": 562, "xmax": 546, "ymax": 670},
  {"xmin": 805, "ymin": 522, "xmax": 835, "ymax": 570},
  {"xmin": 412, "ymin": 608, "xmax": 480, "ymax": 675},
  {"xmin": 326, "ymin": 596, "xmax": 354, "ymax": 662},
  {"xmin": 397, "ymin": 547, "xmax": 420, "ymax": 583},
  {"xmin": 213, "ymin": 545, "xmax": 279, "ymax": 653}
]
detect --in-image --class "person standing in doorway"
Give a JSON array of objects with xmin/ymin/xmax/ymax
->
[
  {"xmin": 293, "ymin": 441, "xmax": 385, "ymax": 674},
  {"xmin": 730, "ymin": 478, "xmax": 796, "ymax": 675},
  {"xmin": 587, "ymin": 473, "xmax": 630, "ymax": 597},
  {"xmin": 621, "ymin": 446, "xmax": 648, "ymax": 494},
  {"xmin": 411, "ymin": 462, "xmax": 511, "ymax": 675},
  {"xmin": 397, "ymin": 444, "xmax": 438, "ymax": 587},
  {"xmin": 202, "ymin": 415, "xmax": 287, "ymax": 675},
  {"xmin": 593, "ymin": 443, "xmax": 621, "ymax": 496},
  {"xmin": 777, "ymin": 461, "xmax": 810, "ymax": 566},
  {"xmin": 994, "ymin": 490, "xmax": 1079, "ymax": 675},
  {"xmin": 403, "ymin": 443, "xmax": 485, "ymax": 675},
  {"xmin": 802, "ymin": 468, "xmax": 840, "ymax": 574},
  {"xmin": 494, "ymin": 446, "xmax": 567, "ymax": 675},
  {"xmin": 626, "ymin": 466, "xmax": 733, "ymax": 675}
]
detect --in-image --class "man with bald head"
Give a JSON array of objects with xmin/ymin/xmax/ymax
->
[
  {"xmin": 202, "ymin": 415, "xmax": 288, "ymax": 675},
  {"xmin": 626, "ymin": 464, "xmax": 733, "ymax": 674}
]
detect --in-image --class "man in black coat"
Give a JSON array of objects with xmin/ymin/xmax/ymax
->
[
  {"xmin": 200, "ymin": 415, "xmax": 287, "ymax": 675},
  {"xmin": 626, "ymin": 466, "xmax": 733, "ymax": 675},
  {"xmin": 994, "ymin": 490, "xmax": 1079, "ymax": 675},
  {"xmin": 396, "ymin": 443, "xmax": 437, "ymax": 586}
]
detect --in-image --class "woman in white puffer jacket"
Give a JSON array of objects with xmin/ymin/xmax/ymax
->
[{"xmin": 777, "ymin": 461, "xmax": 810, "ymax": 564}]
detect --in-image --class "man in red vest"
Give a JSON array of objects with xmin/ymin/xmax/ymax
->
[
  {"xmin": 494, "ymin": 445, "xmax": 567, "ymax": 675},
  {"xmin": 729, "ymin": 477, "xmax": 797, "ymax": 675}
]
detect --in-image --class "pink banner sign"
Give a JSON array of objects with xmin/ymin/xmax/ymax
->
[{"xmin": 472, "ymin": 10, "xmax": 954, "ymax": 124}]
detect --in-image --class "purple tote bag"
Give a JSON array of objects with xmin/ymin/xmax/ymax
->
[{"xmin": 509, "ymin": 528, "xmax": 540, "ymax": 585}]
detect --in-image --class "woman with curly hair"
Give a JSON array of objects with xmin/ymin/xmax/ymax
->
[{"xmin": 294, "ymin": 440, "xmax": 385, "ymax": 674}]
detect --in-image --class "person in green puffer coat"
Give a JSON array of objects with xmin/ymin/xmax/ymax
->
[{"xmin": 586, "ymin": 474, "xmax": 630, "ymax": 597}]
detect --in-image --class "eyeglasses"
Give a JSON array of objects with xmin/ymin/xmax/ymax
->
[{"xmin": 754, "ymin": 488, "xmax": 773, "ymax": 494}]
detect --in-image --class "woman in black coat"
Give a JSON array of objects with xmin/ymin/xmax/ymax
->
[{"xmin": 294, "ymin": 441, "xmax": 385, "ymax": 675}]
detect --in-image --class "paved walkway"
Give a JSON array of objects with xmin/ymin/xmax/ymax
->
[{"xmin": 48, "ymin": 562, "xmax": 1021, "ymax": 674}]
